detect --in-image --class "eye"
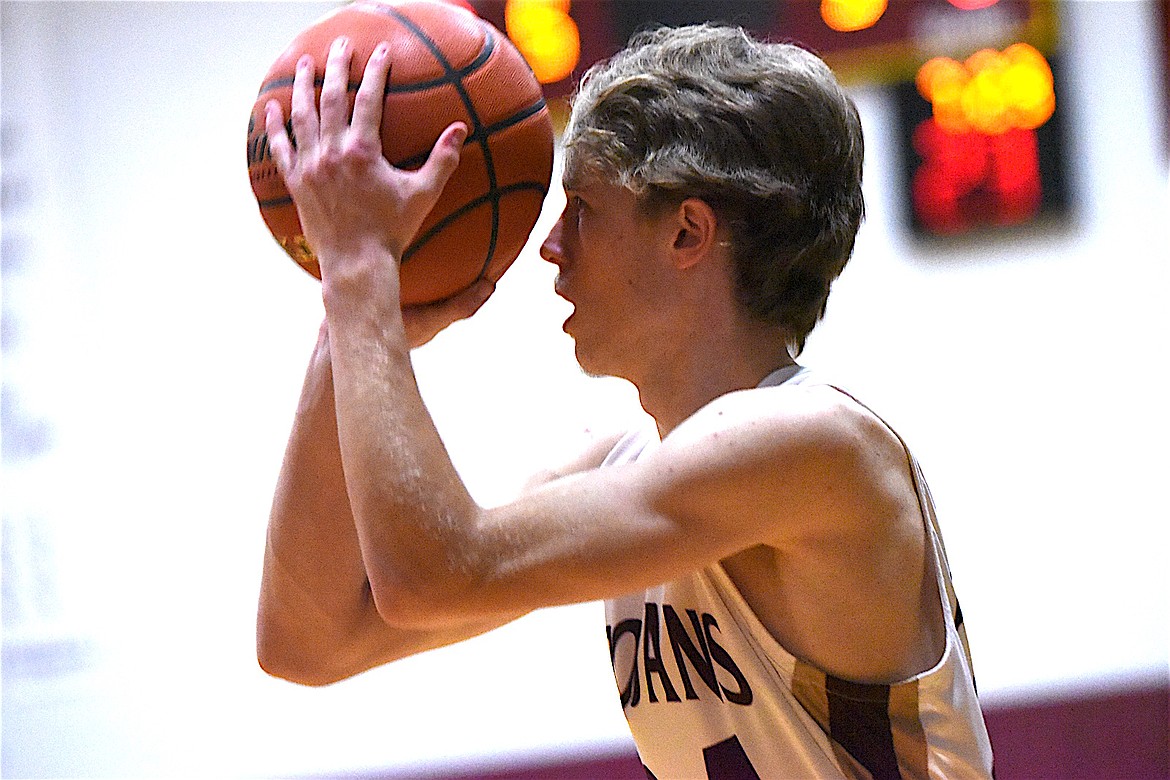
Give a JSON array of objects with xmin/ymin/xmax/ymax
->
[{"xmin": 566, "ymin": 194, "xmax": 585, "ymax": 223}]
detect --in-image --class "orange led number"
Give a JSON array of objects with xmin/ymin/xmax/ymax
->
[
  {"xmin": 911, "ymin": 44, "xmax": 1056, "ymax": 234},
  {"xmin": 504, "ymin": 0, "xmax": 580, "ymax": 84}
]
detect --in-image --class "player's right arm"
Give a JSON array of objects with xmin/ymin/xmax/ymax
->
[
  {"xmin": 522, "ymin": 430, "xmax": 628, "ymax": 492},
  {"xmin": 257, "ymin": 314, "xmax": 513, "ymax": 687}
]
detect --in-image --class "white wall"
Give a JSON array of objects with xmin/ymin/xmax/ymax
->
[{"xmin": 2, "ymin": 1, "xmax": 1166, "ymax": 778}]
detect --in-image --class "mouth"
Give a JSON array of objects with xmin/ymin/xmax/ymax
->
[
  {"xmin": 557, "ymin": 298, "xmax": 576, "ymax": 331},
  {"xmin": 552, "ymin": 279, "xmax": 575, "ymax": 332},
  {"xmin": 553, "ymin": 277, "xmax": 575, "ymax": 309},
  {"xmin": 553, "ymin": 274, "xmax": 569, "ymax": 301}
]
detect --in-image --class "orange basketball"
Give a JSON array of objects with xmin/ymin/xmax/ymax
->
[{"xmin": 246, "ymin": 0, "xmax": 554, "ymax": 306}]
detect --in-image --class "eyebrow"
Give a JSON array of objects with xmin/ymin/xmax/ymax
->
[
  {"xmin": 561, "ymin": 163, "xmax": 594, "ymax": 193},
  {"xmin": 563, "ymin": 173, "xmax": 603, "ymax": 196}
]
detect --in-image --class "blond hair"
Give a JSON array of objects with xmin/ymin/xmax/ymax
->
[{"xmin": 564, "ymin": 24, "xmax": 865, "ymax": 354}]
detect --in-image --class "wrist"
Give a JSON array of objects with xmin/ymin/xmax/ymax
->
[{"xmin": 318, "ymin": 240, "xmax": 403, "ymax": 311}]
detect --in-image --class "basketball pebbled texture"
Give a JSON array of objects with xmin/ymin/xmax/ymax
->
[{"xmin": 246, "ymin": 0, "xmax": 554, "ymax": 305}]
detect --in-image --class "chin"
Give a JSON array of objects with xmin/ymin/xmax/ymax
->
[
  {"xmin": 571, "ymin": 338, "xmax": 626, "ymax": 381},
  {"xmin": 564, "ymin": 315, "xmax": 626, "ymax": 379},
  {"xmin": 569, "ymin": 336, "xmax": 601, "ymax": 376}
]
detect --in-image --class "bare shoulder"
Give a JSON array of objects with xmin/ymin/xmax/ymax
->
[
  {"xmin": 661, "ymin": 382, "xmax": 907, "ymax": 486},
  {"xmin": 673, "ymin": 382, "xmax": 899, "ymax": 453},
  {"xmin": 647, "ymin": 382, "xmax": 915, "ymax": 546}
]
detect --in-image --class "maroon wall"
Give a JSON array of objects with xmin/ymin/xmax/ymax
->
[
  {"xmin": 361, "ymin": 678, "xmax": 1168, "ymax": 780},
  {"xmin": 983, "ymin": 681, "xmax": 1169, "ymax": 780}
]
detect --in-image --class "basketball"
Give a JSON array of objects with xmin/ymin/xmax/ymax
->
[{"xmin": 246, "ymin": 0, "xmax": 554, "ymax": 306}]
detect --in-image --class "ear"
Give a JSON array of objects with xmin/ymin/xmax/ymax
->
[{"xmin": 669, "ymin": 198, "xmax": 720, "ymax": 270}]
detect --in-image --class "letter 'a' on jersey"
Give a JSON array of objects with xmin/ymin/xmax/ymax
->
[{"xmin": 602, "ymin": 366, "xmax": 995, "ymax": 780}]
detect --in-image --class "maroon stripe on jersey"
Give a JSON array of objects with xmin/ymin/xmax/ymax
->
[{"xmin": 826, "ymin": 675, "xmax": 904, "ymax": 780}]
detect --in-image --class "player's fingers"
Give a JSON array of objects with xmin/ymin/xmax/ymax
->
[
  {"xmin": 264, "ymin": 100, "xmax": 295, "ymax": 177},
  {"xmin": 288, "ymin": 53, "xmax": 319, "ymax": 158},
  {"xmin": 416, "ymin": 122, "xmax": 468, "ymax": 194},
  {"xmin": 352, "ymin": 41, "xmax": 391, "ymax": 141},
  {"xmin": 319, "ymin": 36, "xmax": 353, "ymax": 138}
]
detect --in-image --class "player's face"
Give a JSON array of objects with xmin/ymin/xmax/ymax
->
[{"xmin": 540, "ymin": 177, "xmax": 678, "ymax": 379}]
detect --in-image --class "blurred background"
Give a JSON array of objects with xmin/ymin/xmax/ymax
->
[{"xmin": 2, "ymin": 0, "xmax": 1166, "ymax": 778}]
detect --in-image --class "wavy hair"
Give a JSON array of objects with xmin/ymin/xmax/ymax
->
[{"xmin": 563, "ymin": 24, "xmax": 865, "ymax": 354}]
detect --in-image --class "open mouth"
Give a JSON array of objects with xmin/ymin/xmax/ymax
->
[{"xmin": 553, "ymin": 276, "xmax": 570, "ymax": 302}]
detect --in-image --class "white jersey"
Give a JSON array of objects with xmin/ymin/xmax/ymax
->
[{"xmin": 602, "ymin": 366, "xmax": 994, "ymax": 779}]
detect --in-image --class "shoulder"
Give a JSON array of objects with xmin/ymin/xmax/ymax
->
[
  {"xmin": 664, "ymin": 381, "xmax": 897, "ymax": 467},
  {"xmin": 645, "ymin": 382, "xmax": 912, "ymax": 545}
]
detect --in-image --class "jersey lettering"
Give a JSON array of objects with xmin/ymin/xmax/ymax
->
[
  {"xmin": 642, "ymin": 602, "xmax": 681, "ymax": 703},
  {"xmin": 639, "ymin": 735, "xmax": 763, "ymax": 780},
  {"xmin": 663, "ymin": 605, "xmax": 721, "ymax": 701},
  {"xmin": 703, "ymin": 612, "xmax": 753, "ymax": 705},
  {"xmin": 607, "ymin": 617, "xmax": 642, "ymax": 707},
  {"xmin": 607, "ymin": 602, "xmax": 753, "ymax": 710},
  {"xmin": 703, "ymin": 735, "xmax": 762, "ymax": 780}
]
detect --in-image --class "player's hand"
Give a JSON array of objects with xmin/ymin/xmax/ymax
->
[
  {"xmin": 403, "ymin": 278, "xmax": 495, "ymax": 348},
  {"xmin": 265, "ymin": 36, "xmax": 467, "ymax": 280}
]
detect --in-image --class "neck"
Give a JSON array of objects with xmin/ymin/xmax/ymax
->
[{"xmin": 630, "ymin": 323, "xmax": 795, "ymax": 437}]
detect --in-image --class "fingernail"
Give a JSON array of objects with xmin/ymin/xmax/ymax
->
[
  {"xmin": 332, "ymin": 36, "xmax": 348, "ymax": 53},
  {"xmin": 375, "ymin": 42, "xmax": 390, "ymax": 58},
  {"xmin": 297, "ymin": 54, "xmax": 311, "ymax": 71}
]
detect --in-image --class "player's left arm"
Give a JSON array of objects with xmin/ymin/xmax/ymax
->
[{"xmin": 330, "ymin": 375, "xmax": 884, "ymax": 629}]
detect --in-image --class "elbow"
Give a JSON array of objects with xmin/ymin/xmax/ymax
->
[
  {"xmin": 256, "ymin": 643, "xmax": 344, "ymax": 688},
  {"xmin": 367, "ymin": 584, "xmax": 448, "ymax": 631},
  {"xmin": 353, "ymin": 500, "xmax": 490, "ymax": 629},
  {"xmin": 260, "ymin": 654, "xmax": 339, "ymax": 687},
  {"xmin": 255, "ymin": 624, "xmax": 353, "ymax": 688},
  {"xmin": 256, "ymin": 647, "xmax": 355, "ymax": 688},
  {"xmin": 257, "ymin": 652, "xmax": 342, "ymax": 688},
  {"xmin": 365, "ymin": 568, "xmax": 480, "ymax": 631}
]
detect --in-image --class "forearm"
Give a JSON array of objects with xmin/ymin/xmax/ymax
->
[
  {"xmin": 323, "ymin": 259, "xmax": 484, "ymax": 627},
  {"xmin": 258, "ymin": 330, "xmax": 393, "ymax": 683}
]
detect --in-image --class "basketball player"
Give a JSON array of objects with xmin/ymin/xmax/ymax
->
[{"xmin": 258, "ymin": 25, "xmax": 994, "ymax": 778}]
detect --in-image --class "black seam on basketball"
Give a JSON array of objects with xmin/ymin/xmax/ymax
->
[
  {"xmin": 384, "ymin": 30, "xmax": 494, "ymax": 93},
  {"xmin": 259, "ymin": 176, "xmax": 547, "ymax": 215},
  {"xmin": 255, "ymin": 33, "xmax": 495, "ymax": 100},
  {"xmin": 402, "ymin": 181, "xmax": 549, "ymax": 266},
  {"xmin": 392, "ymin": 96, "xmax": 546, "ymax": 169},
  {"xmin": 351, "ymin": 5, "xmax": 488, "ymax": 135},
  {"xmin": 477, "ymin": 97, "xmax": 547, "ymax": 141},
  {"xmin": 257, "ymin": 178, "xmax": 547, "ymax": 210},
  {"xmin": 359, "ymin": 6, "xmax": 501, "ymax": 280},
  {"xmin": 259, "ymin": 172, "xmax": 548, "ymax": 214},
  {"xmin": 478, "ymin": 144, "xmax": 501, "ymax": 278}
]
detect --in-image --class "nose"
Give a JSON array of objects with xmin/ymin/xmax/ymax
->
[{"xmin": 539, "ymin": 208, "xmax": 568, "ymax": 268}]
